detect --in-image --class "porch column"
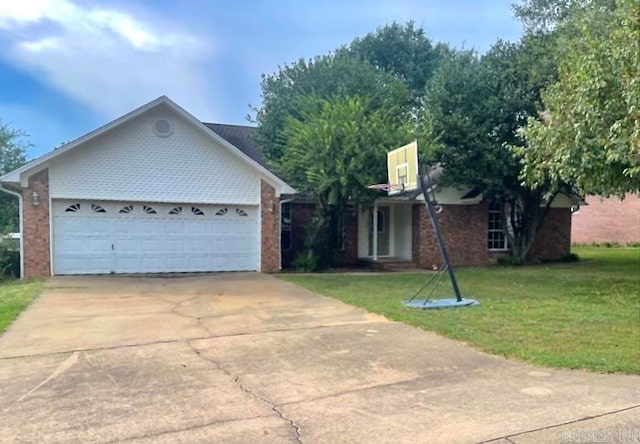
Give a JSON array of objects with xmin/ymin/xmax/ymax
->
[{"xmin": 373, "ymin": 199, "xmax": 378, "ymax": 261}]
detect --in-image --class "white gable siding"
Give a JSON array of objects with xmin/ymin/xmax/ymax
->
[{"xmin": 49, "ymin": 105, "xmax": 260, "ymax": 204}]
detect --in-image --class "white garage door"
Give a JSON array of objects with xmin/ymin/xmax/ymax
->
[{"xmin": 52, "ymin": 200, "xmax": 259, "ymax": 275}]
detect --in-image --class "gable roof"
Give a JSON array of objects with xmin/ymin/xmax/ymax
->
[
  {"xmin": 203, "ymin": 123, "xmax": 268, "ymax": 169},
  {"xmin": 0, "ymin": 96, "xmax": 295, "ymax": 194}
]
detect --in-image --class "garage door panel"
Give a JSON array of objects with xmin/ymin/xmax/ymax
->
[{"xmin": 53, "ymin": 200, "xmax": 259, "ymax": 274}]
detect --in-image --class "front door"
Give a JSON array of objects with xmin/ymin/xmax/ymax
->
[{"xmin": 368, "ymin": 206, "xmax": 390, "ymax": 256}]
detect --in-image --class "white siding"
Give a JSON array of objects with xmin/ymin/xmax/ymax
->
[{"xmin": 49, "ymin": 105, "xmax": 260, "ymax": 204}]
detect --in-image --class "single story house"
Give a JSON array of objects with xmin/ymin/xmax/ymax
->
[
  {"xmin": 283, "ymin": 188, "xmax": 578, "ymax": 270},
  {"xmin": 0, "ymin": 96, "xmax": 295, "ymax": 278},
  {"xmin": 1, "ymin": 96, "xmax": 578, "ymax": 278}
]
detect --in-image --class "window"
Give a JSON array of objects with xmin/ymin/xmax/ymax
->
[
  {"xmin": 119, "ymin": 205, "xmax": 134, "ymax": 214},
  {"xmin": 169, "ymin": 206, "xmax": 183, "ymax": 215},
  {"xmin": 281, "ymin": 203, "xmax": 292, "ymax": 251},
  {"xmin": 91, "ymin": 204, "xmax": 106, "ymax": 213},
  {"xmin": 215, "ymin": 208, "xmax": 228, "ymax": 216},
  {"xmin": 235, "ymin": 208, "xmax": 248, "ymax": 217},
  {"xmin": 143, "ymin": 205, "xmax": 157, "ymax": 214},
  {"xmin": 65, "ymin": 203, "xmax": 81, "ymax": 212},
  {"xmin": 191, "ymin": 207, "xmax": 204, "ymax": 216},
  {"xmin": 487, "ymin": 202, "xmax": 508, "ymax": 251}
]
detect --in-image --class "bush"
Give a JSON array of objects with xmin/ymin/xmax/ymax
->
[
  {"xmin": 496, "ymin": 255, "xmax": 525, "ymax": 266},
  {"xmin": 291, "ymin": 252, "xmax": 318, "ymax": 272},
  {"xmin": 0, "ymin": 245, "xmax": 20, "ymax": 279},
  {"xmin": 561, "ymin": 252, "xmax": 581, "ymax": 262}
]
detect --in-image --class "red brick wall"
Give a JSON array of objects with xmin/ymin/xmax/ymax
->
[
  {"xmin": 282, "ymin": 202, "xmax": 358, "ymax": 269},
  {"xmin": 412, "ymin": 202, "xmax": 498, "ymax": 268},
  {"xmin": 260, "ymin": 180, "xmax": 280, "ymax": 272},
  {"xmin": 572, "ymin": 195, "xmax": 640, "ymax": 244},
  {"xmin": 412, "ymin": 202, "xmax": 571, "ymax": 268},
  {"xmin": 22, "ymin": 169, "xmax": 51, "ymax": 278},
  {"xmin": 282, "ymin": 202, "xmax": 314, "ymax": 268},
  {"xmin": 529, "ymin": 207, "xmax": 572, "ymax": 260}
]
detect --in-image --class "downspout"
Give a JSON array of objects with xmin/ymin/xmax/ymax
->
[{"xmin": 0, "ymin": 183, "xmax": 24, "ymax": 279}]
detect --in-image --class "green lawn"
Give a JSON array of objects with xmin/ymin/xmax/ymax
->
[
  {"xmin": 280, "ymin": 247, "xmax": 640, "ymax": 374},
  {"xmin": 0, "ymin": 280, "xmax": 43, "ymax": 334}
]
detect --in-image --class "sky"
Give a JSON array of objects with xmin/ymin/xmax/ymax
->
[{"xmin": 0, "ymin": 0, "xmax": 523, "ymax": 159}]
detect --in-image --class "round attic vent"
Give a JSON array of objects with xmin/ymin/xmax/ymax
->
[{"xmin": 153, "ymin": 119, "xmax": 173, "ymax": 137}]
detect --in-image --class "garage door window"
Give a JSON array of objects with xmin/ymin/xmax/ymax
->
[
  {"xmin": 65, "ymin": 203, "xmax": 81, "ymax": 212},
  {"xmin": 91, "ymin": 204, "xmax": 106, "ymax": 213}
]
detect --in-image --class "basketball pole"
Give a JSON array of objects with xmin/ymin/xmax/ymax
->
[{"xmin": 418, "ymin": 170, "xmax": 463, "ymax": 303}]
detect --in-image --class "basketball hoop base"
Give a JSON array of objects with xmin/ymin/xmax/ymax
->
[{"xmin": 404, "ymin": 298, "xmax": 480, "ymax": 309}]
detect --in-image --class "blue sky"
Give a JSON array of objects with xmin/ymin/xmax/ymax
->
[{"xmin": 0, "ymin": 0, "xmax": 523, "ymax": 159}]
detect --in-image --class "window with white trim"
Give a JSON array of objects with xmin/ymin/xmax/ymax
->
[{"xmin": 488, "ymin": 202, "xmax": 508, "ymax": 251}]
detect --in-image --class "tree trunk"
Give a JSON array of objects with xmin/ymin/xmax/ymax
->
[{"xmin": 501, "ymin": 188, "xmax": 558, "ymax": 263}]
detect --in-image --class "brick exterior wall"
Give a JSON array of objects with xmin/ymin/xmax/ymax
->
[
  {"xmin": 412, "ymin": 203, "xmax": 571, "ymax": 268},
  {"xmin": 412, "ymin": 202, "xmax": 499, "ymax": 268},
  {"xmin": 572, "ymin": 195, "xmax": 640, "ymax": 244},
  {"xmin": 528, "ymin": 207, "xmax": 572, "ymax": 260},
  {"xmin": 22, "ymin": 169, "xmax": 51, "ymax": 278},
  {"xmin": 260, "ymin": 180, "xmax": 280, "ymax": 272},
  {"xmin": 282, "ymin": 202, "xmax": 358, "ymax": 269},
  {"xmin": 282, "ymin": 202, "xmax": 314, "ymax": 268}
]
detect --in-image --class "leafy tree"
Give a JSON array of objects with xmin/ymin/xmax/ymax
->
[
  {"xmin": 519, "ymin": 0, "xmax": 640, "ymax": 196},
  {"xmin": 419, "ymin": 42, "xmax": 563, "ymax": 261},
  {"xmin": 0, "ymin": 121, "xmax": 28, "ymax": 234},
  {"xmin": 281, "ymin": 95, "xmax": 411, "ymax": 267},
  {"xmin": 253, "ymin": 46, "xmax": 417, "ymax": 267},
  {"xmin": 346, "ymin": 22, "xmax": 451, "ymax": 101},
  {"xmin": 254, "ymin": 52, "xmax": 412, "ymax": 168}
]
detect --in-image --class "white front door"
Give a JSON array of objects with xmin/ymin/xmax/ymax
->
[{"xmin": 52, "ymin": 200, "xmax": 258, "ymax": 274}]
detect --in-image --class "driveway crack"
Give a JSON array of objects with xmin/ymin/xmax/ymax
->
[
  {"xmin": 147, "ymin": 293, "xmax": 214, "ymax": 336},
  {"xmin": 477, "ymin": 404, "xmax": 640, "ymax": 443},
  {"xmin": 187, "ymin": 341, "xmax": 302, "ymax": 443}
]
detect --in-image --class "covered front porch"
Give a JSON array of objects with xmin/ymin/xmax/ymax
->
[{"xmin": 357, "ymin": 200, "xmax": 415, "ymax": 265}]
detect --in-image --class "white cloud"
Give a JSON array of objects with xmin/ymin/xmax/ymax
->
[{"xmin": 0, "ymin": 0, "xmax": 217, "ymax": 120}]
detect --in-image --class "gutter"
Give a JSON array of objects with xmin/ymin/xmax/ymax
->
[{"xmin": 0, "ymin": 183, "xmax": 24, "ymax": 279}]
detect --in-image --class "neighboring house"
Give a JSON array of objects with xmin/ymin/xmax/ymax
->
[
  {"xmin": 572, "ymin": 195, "xmax": 640, "ymax": 245},
  {"xmin": 0, "ymin": 96, "xmax": 295, "ymax": 279},
  {"xmin": 282, "ymin": 188, "xmax": 578, "ymax": 269}
]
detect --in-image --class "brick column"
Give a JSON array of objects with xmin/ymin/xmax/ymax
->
[
  {"xmin": 22, "ymin": 169, "xmax": 51, "ymax": 278},
  {"xmin": 260, "ymin": 180, "xmax": 280, "ymax": 272}
]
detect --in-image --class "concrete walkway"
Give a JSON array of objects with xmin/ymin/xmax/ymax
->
[{"xmin": 0, "ymin": 273, "xmax": 638, "ymax": 443}]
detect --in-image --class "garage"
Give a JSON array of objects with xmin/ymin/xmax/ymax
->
[
  {"xmin": 52, "ymin": 200, "xmax": 259, "ymax": 274},
  {"xmin": 1, "ymin": 96, "xmax": 295, "ymax": 278}
]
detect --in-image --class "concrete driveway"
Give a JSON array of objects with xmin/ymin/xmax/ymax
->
[{"xmin": 0, "ymin": 273, "xmax": 638, "ymax": 443}]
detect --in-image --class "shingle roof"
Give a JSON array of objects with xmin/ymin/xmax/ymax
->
[{"xmin": 203, "ymin": 123, "xmax": 267, "ymax": 169}]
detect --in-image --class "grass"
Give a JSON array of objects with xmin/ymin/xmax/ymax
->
[
  {"xmin": 280, "ymin": 247, "xmax": 640, "ymax": 374},
  {"xmin": 0, "ymin": 280, "xmax": 43, "ymax": 334}
]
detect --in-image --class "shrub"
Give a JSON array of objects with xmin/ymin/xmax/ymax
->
[
  {"xmin": 496, "ymin": 255, "xmax": 525, "ymax": 266},
  {"xmin": 561, "ymin": 252, "xmax": 580, "ymax": 262},
  {"xmin": 0, "ymin": 245, "xmax": 20, "ymax": 279},
  {"xmin": 291, "ymin": 252, "xmax": 318, "ymax": 272}
]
